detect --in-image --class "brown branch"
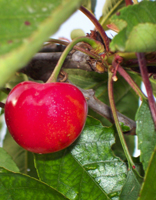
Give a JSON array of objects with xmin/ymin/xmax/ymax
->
[
  {"xmin": 21, "ymin": 51, "xmax": 95, "ymax": 82},
  {"xmin": 78, "ymin": 87, "xmax": 136, "ymax": 134}
]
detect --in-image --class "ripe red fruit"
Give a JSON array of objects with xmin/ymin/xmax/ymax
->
[{"xmin": 4, "ymin": 81, "xmax": 87, "ymax": 154}]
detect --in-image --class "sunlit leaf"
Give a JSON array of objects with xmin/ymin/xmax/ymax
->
[
  {"xmin": 35, "ymin": 116, "xmax": 127, "ymax": 200},
  {"xmin": 0, "ymin": 0, "xmax": 83, "ymax": 87},
  {"xmin": 110, "ymin": 1, "xmax": 156, "ymax": 52},
  {"xmin": 99, "ymin": 0, "xmax": 125, "ymax": 30}
]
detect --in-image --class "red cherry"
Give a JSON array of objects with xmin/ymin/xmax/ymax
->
[{"xmin": 4, "ymin": 81, "xmax": 87, "ymax": 154}]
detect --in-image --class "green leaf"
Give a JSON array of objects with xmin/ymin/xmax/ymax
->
[
  {"xmin": 3, "ymin": 129, "xmax": 38, "ymax": 178},
  {"xmin": 110, "ymin": 1, "xmax": 156, "ymax": 52},
  {"xmin": 34, "ymin": 116, "xmax": 127, "ymax": 200},
  {"xmin": 120, "ymin": 168, "xmax": 142, "ymax": 200},
  {"xmin": 135, "ymin": 100, "xmax": 156, "ymax": 171},
  {"xmin": 0, "ymin": 168, "xmax": 69, "ymax": 200},
  {"xmin": 112, "ymin": 134, "xmax": 135, "ymax": 161},
  {"xmin": 99, "ymin": 0, "xmax": 125, "ymax": 30},
  {"xmin": 137, "ymin": 147, "xmax": 156, "ymax": 200},
  {"xmin": 0, "ymin": 147, "xmax": 19, "ymax": 172},
  {"xmin": 82, "ymin": 0, "xmax": 97, "ymax": 13},
  {"xmin": 0, "ymin": 0, "xmax": 83, "ymax": 87}
]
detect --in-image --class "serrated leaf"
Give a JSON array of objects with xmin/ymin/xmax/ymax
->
[
  {"xmin": 120, "ymin": 168, "xmax": 142, "ymax": 200},
  {"xmin": 0, "ymin": 168, "xmax": 69, "ymax": 200},
  {"xmin": 135, "ymin": 100, "xmax": 156, "ymax": 171},
  {"xmin": 0, "ymin": 0, "xmax": 83, "ymax": 87},
  {"xmin": 110, "ymin": 1, "xmax": 156, "ymax": 52},
  {"xmin": 99, "ymin": 0, "xmax": 125, "ymax": 30},
  {"xmin": 0, "ymin": 147, "xmax": 19, "ymax": 172},
  {"xmin": 137, "ymin": 147, "xmax": 156, "ymax": 200},
  {"xmin": 34, "ymin": 116, "xmax": 127, "ymax": 200}
]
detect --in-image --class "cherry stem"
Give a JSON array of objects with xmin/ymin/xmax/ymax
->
[
  {"xmin": 47, "ymin": 37, "xmax": 103, "ymax": 83},
  {"xmin": 79, "ymin": 6, "xmax": 110, "ymax": 52},
  {"xmin": 47, "ymin": 38, "xmax": 100, "ymax": 59},
  {"xmin": 108, "ymin": 68, "xmax": 135, "ymax": 168},
  {"xmin": 137, "ymin": 53, "xmax": 156, "ymax": 128}
]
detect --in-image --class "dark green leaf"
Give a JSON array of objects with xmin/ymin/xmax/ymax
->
[
  {"xmin": 137, "ymin": 147, "xmax": 156, "ymax": 200},
  {"xmin": 120, "ymin": 168, "xmax": 142, "ymax": 200},
  {"xmin": 0, "ymin": 147, "xmax": 19, "ymax": 172},
  {"xmin": 35, "ymin": 116, "xmax": 127, "ymax": 200},
  {"xmin": 110, "ymin": 1, "xmax": 156, "ymax": 52},
  {"xmin": 0, "ymin": 168, "xmax": 69, "ymax": 200},
  {"xmin": 99, "ymin": 0, "xmax": 125, "ymax": 30},
  {"xmin": 135, "ymin": 100, "xmax": 156, "ymax": 171},
  {"xmin": 112, "ymin": 134, "xmax": 135, "ymax": 161},
  {"xmin": 0, "ymin": 0, "xmax": 83, "ymax": 87}
]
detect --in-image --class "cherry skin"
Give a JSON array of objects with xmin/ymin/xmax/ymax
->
[{"xmin": 4, "ymin": 81, "xmax": 88, "ymax": 154}]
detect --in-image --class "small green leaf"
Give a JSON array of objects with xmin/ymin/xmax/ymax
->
[
  {"xmin": 135, "ymin": 100, "xmax": 156, "ymax": 171},
  {"xmin": 0, "ymin": 0, "xmax": 83, "ymax": 87},
  {"xmin": 99, "ymin": 0, "xmax": 125, "ymax": 30},
  {"xmin": 120, "ymin": 168, "xmax": 142, "ymax": 200},
  {"xmin": 0, "ymin": 168, "xmax": 69, "ymax": 200},
  {"xmin": 35, "ymin": 116, "xmax": 127, "ymax": 200},
  {"xmin": 137, "ymin": 147, "xmax": 156, "ymax": 200},
  {"xmin": 110, "ymin": 1, "xmax": 156, "ymax": 52},
  {"xmin": 0, "ymin": 148, "xmax": 19, "ymax": 172}
]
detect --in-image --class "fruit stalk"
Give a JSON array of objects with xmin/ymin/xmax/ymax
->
[{"xmin": 47, "ymin": 36, "xmax": 104, "ymax": 83}]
